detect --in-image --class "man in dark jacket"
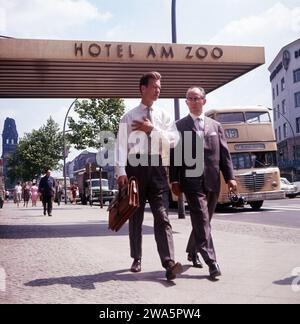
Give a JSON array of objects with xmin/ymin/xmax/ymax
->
[
  {"xmin": 39, "ymin": 169, "xmax": 55, "ymax": 216},
  {"xmin": 170, "ymin": 86, "xmax": 237, "ymax": 279}
]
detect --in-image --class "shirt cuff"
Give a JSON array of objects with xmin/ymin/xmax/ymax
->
[{"xmin": 116, "ymin": 166, "xmax": 126, "ymax": 178}]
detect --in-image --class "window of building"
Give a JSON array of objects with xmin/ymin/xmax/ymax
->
[
  {"xmin": 277, "ymin": 104, "xmax": 280, "ymax": 119},
  {"xmin": 278, "ymin": 126, "xmax": 281, "ymax": 141},
  {"xmin": 296, "ymin": 117, "xmax": 300, "ymax": 133},
  {"xmin": 296, "ymin": 146, "xmax": 300, "ymax": 160},
  {"xmin": 281, "ymin": 77, "xmax": 285, "ymax": 91},
  {"xmin": 6, "ymin": 139, "xmax": 9, "ymax": 144},
  {"xmin": 273, "ymin": 109, "xmax": 277, "ymax": 121},
  {"xmin": 282, "ymin": 99, "xmax": 286, "ymax": 114},
  {"xmin": 275, "ymin": 129, "xmax": 278, "ymax": 140},
  {"xmin": 272, "ymin": 87, "xmax": 275, "ymax": 100},
  {"xmin": 283, "ymin": 123, "xmax": 287, "ymax": 138},
  {"xmin": 276, "ymin": 84, "xmax": 279, "ymax": 96},
  {"xmin": 294, "ymin": 68, "xmax": 300, "ymax": 83},
  {"xmin": 295, "ymin": 92, "xmax": 300, "ymax": 108},
  {"xmin": 11, "ymin": 139, "xmax": 14, "ymax": 144}
]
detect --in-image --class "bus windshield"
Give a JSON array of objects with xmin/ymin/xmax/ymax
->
[
  {"xmin": 215, "ymin": 112, "xmax": 244, "ymax": 123},
  {"xmin": 245, "ymin": 111, "xmax": 271, "ymax": 123},
  {"xmin": 214, "ymin": 111, "xmax": 271, "ymax": 124},
  {"xmin": 231, "ymin": 151, "xmax": 277, "ymax": 170}
]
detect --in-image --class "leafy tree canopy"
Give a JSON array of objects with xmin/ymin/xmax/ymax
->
[
  {"xmin": 67, "ymin": 98, "xmax": 125, "ymax": 150},
  {"xmin": 7, "ymin": 117, "xmax": 63, "ymax": 182}
]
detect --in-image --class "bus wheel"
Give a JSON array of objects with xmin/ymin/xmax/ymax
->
[{"xmin": 249, "ymin": 200, "xmax": 263, "ymax": 210}]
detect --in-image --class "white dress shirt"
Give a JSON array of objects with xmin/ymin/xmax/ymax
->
[
  {"xmin": 189, "ymin": 112, "xmax": 205, "ymax": 132},
  {"xmin": 115, "ymin": 103, "xmax": 180, "ymax": 177}
]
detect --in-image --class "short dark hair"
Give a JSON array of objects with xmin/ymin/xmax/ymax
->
[{"xmin": 139, "ymin": 71, "xmax": 161, "ymax": 92}]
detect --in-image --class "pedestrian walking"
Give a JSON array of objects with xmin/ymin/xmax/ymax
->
[
  {"xmin": 170, "ymin": 86, "xmax": 237, "ymax": 279},
  {"xmin": 14, "ymin": 182, "xmax": 22, "ymax": 207},
  {"xmin": 30, "ymin": 181, "xmax": 39, "ymax": 207},
  {"xmin": 115, "ymin": 71, "xmax": 182, "ymax": 280},
  {"xmin": 38, "ymin": 169, "xmax": 55, "ymax": 216},
  {"xmin": 55, "ymin": 181, "xmax": 63, "ymax": 206},
  {"xmin": 23, "ymin": 182, "xmax": 30, "ymax": 208}
]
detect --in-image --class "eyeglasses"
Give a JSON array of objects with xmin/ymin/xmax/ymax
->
[{"xmin": 186, "ymin": 97, "xmax": 204, "ymax": 102}]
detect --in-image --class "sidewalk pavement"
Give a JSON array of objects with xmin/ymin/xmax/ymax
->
[{"xmin": 0, "ymin": 201, "xmax": 300, "ymax": 304}]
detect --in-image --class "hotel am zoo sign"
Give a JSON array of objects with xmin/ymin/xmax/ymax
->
[{"xmin": 73, "ymin": 41, "xmax": 224, "ymax": 61}]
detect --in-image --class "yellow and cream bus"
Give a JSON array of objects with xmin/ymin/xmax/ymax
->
[{"xmin": 206, "ymin": 106, "xmax": 285, "ymax": 210}]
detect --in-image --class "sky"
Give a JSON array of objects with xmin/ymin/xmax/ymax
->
[{"xmin": 1, "ymin": 0, "xmax": 300, "ymax": 166}]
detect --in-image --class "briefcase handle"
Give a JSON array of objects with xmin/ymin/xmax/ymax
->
[
  {"xmin": 128, "ymin": 176, "xmax": 139, "ymax": 206},
  {"xmin": 115, "ymin": 176, "xmax": 139, "ymax": 201}
]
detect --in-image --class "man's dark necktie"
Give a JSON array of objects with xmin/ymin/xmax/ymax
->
[
  {"xmin": 146, "ymin": 107, "xmax": 152, "ymax": 154},
  {"xmin": 195, "ymin": 117, "xmax": 204, "ymax": 132}
]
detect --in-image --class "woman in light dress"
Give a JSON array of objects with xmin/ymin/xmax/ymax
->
[
  {"xmin": 31, "ymin": 181, "xmax": 39, "ymax": 207},
  {"xmin": 14, "ymin": 182, "xmax": 22, "ymax": 207}
]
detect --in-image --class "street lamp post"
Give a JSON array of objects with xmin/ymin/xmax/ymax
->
[
  {"xmin": 96, "ymin": 166, "xmax": 103, "ymax": 209},
  {"xmin": 171, "ymin": 0, "xmax": 180, "ymax": 121},
  {"xmin": 267, "ymin": 106, "xmax": 297, "ymax": 181},
  {"xmin": 171, "ymin": 0, "xmax": 185, "ymax": 219},
  {"xmin": 63, "ymin": 98, "xmax": 78, "ymax": 204}
]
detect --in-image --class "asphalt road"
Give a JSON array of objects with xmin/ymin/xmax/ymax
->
[
  {"xmin": 170, "ymin": 197, "xmax": 300, "ymax": 229},
  {"xmin": 214, "ymin": 197, "xmax": 300, "ymax": 229}
]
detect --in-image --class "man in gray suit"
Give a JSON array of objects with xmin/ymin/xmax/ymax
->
[{"xmin": 170, "ymin": 86, "xmax": 237, "ymax": 279}]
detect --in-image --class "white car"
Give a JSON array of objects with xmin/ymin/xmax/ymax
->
[
  {"xmin": 280, "ymin": 177, "xmax": 297, "ymax": 198},
  {"xmin": 292, "ymin": 181, "xmax": 300, "ymax": 196}
]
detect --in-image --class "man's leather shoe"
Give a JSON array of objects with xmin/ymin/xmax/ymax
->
[
  {"xmin": 187, "ymin": 253, "xmax": 203, "ymax": 268},
  {"xmin": 43, "ymin": 210, "xmax": 46, "ymax": 216},
  {"xmin": 165, "ymin": 261, "xmax": 183, "ymax": 281},
  {"xmin": 209, "ymin": 262, "xmax": 221, "ymax": 279},
  {"xmin": 130, "ymin": 259, "xmax": 141, "ymax": 273}
]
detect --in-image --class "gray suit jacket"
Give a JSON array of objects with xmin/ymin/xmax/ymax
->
[{"xmin": 170, "ymin": 114, "xmax": 234, "ymax": 193}]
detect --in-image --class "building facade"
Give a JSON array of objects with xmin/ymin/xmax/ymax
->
[
  {"xmin": 269, "ymin": 38, "xmax": 300, "ymax": 181},
  {"xmin": 0, "ymin": 158, "xmax": 4, "ymax": 194},
  {"xmin": 66, "ymin": 150, "xmax": 116, "ymax": 189},
  {"xmin": 1, "ymin": 118, "xmax": 18, "ymax": 188}
]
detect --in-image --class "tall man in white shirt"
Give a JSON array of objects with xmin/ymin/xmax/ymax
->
[{"xmin": 115, "ymin": 71, "xmax": 182, "ymax": 281}]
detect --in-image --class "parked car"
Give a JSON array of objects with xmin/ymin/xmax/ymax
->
[
  {"xmin": 280, "ymin": 177, "xmax": 297, "ymax": 198},
  {"xmin": 292, "ymin": 181, "xmax": 300, "ymax": 196}
]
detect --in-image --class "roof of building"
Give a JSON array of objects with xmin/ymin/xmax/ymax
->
[
  {"xmin": 0, "ymin": 38, "xmax": 265, "ymax": 98},
  {"xmin": 268, "ymin": 37, "xmax": 300, "ymax": 71}
]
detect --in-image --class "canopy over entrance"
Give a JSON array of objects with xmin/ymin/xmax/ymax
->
[{"xmin": 0, "ymin": 38, "xmax": 264, "ymax": 98}]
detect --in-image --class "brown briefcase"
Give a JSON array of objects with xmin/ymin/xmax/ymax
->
[{"xmin": 108, "ymin": 176, "xmax": 139, "ymax": 231}]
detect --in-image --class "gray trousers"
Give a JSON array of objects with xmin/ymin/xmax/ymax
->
[
  {"xmin": 126, "ymin": 162, "xmax": 175, "ymax": 268},
  {"xmin": 185, "ymin": 191, "xmax": 219, "ymax": 265}
]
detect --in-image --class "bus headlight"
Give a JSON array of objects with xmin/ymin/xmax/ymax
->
[{"xmin": 271, "ymin": 181, "xmax": 278, "ymax": 188}]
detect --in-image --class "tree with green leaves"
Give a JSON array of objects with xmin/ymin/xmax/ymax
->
[
  {"xmin": 67, "ymin": 98, "xmax": 125, "ymax": 149},
  {"xmin": 7, "ymin": 117, "xmax": 63, "ymax": 182}
]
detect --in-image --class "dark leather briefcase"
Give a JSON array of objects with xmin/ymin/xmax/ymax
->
[{"xmin": 108, "ymin": 177, "xmax": 139, "ymax": 231}]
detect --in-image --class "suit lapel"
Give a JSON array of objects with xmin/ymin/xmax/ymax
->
[
  {"xmin": 204, "ymin": 116, "xmax": 211, "ymax": 136},
  {"xmin": 185, "ymin": 114, "xmax": 195, "ymax": 131}
]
